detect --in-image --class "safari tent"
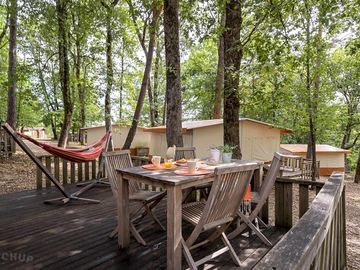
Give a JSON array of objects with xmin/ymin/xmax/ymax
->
[
  {"xmin": 280, "ymin": 144, "xmax": 351, "ymax": 176},
  {"xmin": 81, "ymin": 125, "xmax": 151, "ymax": 150},
  {"xmin": 145, "ymin": 118, "xmax": 292, "ymax": 161}
]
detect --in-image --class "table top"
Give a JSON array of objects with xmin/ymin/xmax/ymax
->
[{"xmin": 117, "ymin": 159, "xmax": 262, "ymax": 186}]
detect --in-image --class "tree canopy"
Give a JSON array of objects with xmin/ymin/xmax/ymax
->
[{"xmin": 0, "ymin": 0, "xmax": 359, "ymax": 170}]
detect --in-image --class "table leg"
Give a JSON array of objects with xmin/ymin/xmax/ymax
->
[
  {"xmin": 118, "ymin": 173, "xmax": 130, "ymax": 248},
  {"xmin": 167, "ymin": 185, "xmax": 182, "ymax": 270}
]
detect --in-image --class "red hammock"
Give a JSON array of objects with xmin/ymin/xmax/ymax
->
[{"xmin": 17, "ymin": 132, "xmax": 110, "ymax": 163}]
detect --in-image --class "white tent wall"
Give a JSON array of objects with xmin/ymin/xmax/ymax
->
[
  {"xmin": 240, "ymin": 121, "xmax": 280, "ymax": 161},
  {"xmin": 192, "ymin": 125, "xmax": 223, "ymax": 158},
  {"xmin": 85, "ymin": 125, "xmax": 151, "ymax": 149}
]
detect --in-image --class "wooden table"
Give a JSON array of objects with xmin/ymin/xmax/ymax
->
[{"xmin": 116, "ymin": 160, "xmax": 263, "ymax": 270}]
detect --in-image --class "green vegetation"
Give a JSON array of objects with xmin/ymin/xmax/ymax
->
[{"xmin": 0, "ymin": 0, "xmax": 358, "ymax": 170}]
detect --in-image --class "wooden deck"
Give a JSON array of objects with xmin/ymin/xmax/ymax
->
[{"xmin": 0, "ymin": 184, "xmax": 287, "ymax": 270}]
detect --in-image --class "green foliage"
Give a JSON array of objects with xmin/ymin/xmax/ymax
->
[
  {"xmin": 0, "ymin": 0, "xmax": 358, "ymax": 172},
  {"xmin": 182, "ymin": 39, "xmax": 217, "ymax": 120}
]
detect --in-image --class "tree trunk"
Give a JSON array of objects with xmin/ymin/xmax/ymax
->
[
  {"xmin": 164, "ymin": 0, "xmax": 183, "ymax": 147},
  {"xmin": 223, "ymin": 0, "xmax": 242, "ymax": 159},
  {"xmin": 355, "ymin": 150, "xmax": 360, "ymax": 183},
  {"xmin": 162, "ymin": 89, "xmax": 167, "ymax": 125},
  {"xmin": 74, "ymin": 16, "xmax": 86, "ymax": 145},
  {"xmin": 307, "ymin": 6, "xmax": 321, "ymax": 182},
  {"xmin": 6, "ymin": 0, "xmax": 17, "ymax": 129},
  {"xmin": 51, "ymin": 117, "xmax": 58, "ymax": 140},
  {"xmin": 119, "ymin": 38, "xmax": 124, "ymax": 121},
  {"xmin": 123, "ymin": 4, "xmax": 162, "ymax": 149},
  {"xmin": 213, "ymin": 13, "xmax": 225, "ymax": 119},
  {"xmin": 104, "ymin": 8, "xmax": 113, "ymax": 149},
  {"xmin": 57, "ymin": 0, "xmax": 72, "ymax": 147},
  {"xmin": 148, "ymin": 79, "xmax": 156, "ymax": 127},
  {"xmin": 153, "ymin": 39, "xmax": 161, "ymax": 124}
]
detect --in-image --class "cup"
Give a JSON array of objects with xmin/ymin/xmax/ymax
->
[
  {"xmin": 164, "ymin": 158, "xmax": 173, "ymax": 169},
  {"xmin": 187, "ymin": 160, "xmax": 198, "ymax": 174},
  {"xmin": 151, "ymin": 156, "xmax": 161, "ymax": 167},
  {"xmin": 210, "ymin": 149, "xmax": 220, "ymax": 163}
]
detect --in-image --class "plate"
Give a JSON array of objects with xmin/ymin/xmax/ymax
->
[
  {"xmin": 142, "ymin": 164, "xmax": 177, "ymax": 170},
  {"xmin": 174, "ymin": 168, "xmax": 212, "ymax": 176},
  {"xmin": 175, "ymin": 161, "xmax": 187, "ymax": 166}
]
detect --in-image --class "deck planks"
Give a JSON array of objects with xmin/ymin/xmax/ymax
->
[{"xmin": 0, "ymin": 184, "xmax": 287, "ymax": 269}]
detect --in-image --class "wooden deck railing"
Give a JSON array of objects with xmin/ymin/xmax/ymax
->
[
  {"xmin": 35, "ymin": 154, "xmax": 100, "ymax": 189},
  {"xmin": 35, "ymin": 155, "xmax": 151, "ymax": 189},
  {"xmin": 0, "ymin": 128, "xmax": 14, "ymax": 157},
  {"xmin": 255, "ymin": 172, "xmax": 346, "ymax": 269}
]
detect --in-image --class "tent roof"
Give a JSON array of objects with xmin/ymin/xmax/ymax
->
[
  {"xmin": 280, "ymin": 144, "xmax": 351, "ymax": 154},
  {"xmin": 144, "ymin": 118, "xmax": 292, "ymax": 134},
  {"xmin": 81, "ymin": 124, "xmax": 145, "ymax": 131}
]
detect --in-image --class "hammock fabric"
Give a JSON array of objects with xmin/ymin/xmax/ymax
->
[{"xmin": 17, "ymin": 131, "xmax": 110, "ymax": 163}]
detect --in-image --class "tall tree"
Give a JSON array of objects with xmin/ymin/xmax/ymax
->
[
  {"xmin": 223, "ymin": 0, "xmax": 242, "ymax": 158},
  {"xmin": 56, "ymin": 0, "xmax": 72, "ymax": 147},
  {"xmin": 6, "ymin": 0, "xmax": 17, "ymax": 129},
  {"xmin": 164, "ymin": 0, "xmax": 183, "ymax": 147},
  {"xmin": 213, "ymin": 12, "xmax": 225, "ymax": 119},
  {"xmin": 72, "ymin": 11, "xmax": 86, "ymax": 144},
  {"xmin": 304, "ymin": 1, "xmax": 318, "ymax": 182},
  {"xmin": 355, "ymin": 150, "xmax": 360, "ymax": 183},
  {"xmin": 123, "ymin": 0, "xmax": 162, "ymax": 149},
  {"xmin": 0, "ymin": 1, "xmax": 9, "ymax": 46},
  {"xmin": 101, "ymin": 0, "xmax": 119, "ymax": 150}
]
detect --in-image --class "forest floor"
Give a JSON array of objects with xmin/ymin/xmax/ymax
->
[{"xmin": 0, "ymin": 151, "xmax": 359, "ymax": 269}]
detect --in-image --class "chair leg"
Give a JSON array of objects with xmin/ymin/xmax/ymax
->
[
  {"xmin": 144, "ymin": 204, "xmax": 165, "ymax": 231},
  {"xmin": 130, "ymin": 222, "xmax": 147, "ymax": 246},
  {"xmin": 256, "ymin": 216, "xmax": 269, "ymax": 228},
  {"xmin": 221, "ymin": 233, "xmax": 242, "ymax": 266},
  {"xmin": 238, "ymin": 212, "xmax": 272, "ymax": 246},
  {"xmin": 109, "ymin": 226, "xmax": 118, "ymax": 239},
  {"xmin": 181, "ymin": 238, "xmax": 198, "ymax": 270}
]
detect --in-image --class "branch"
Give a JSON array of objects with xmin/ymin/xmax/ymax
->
[
  {"xmin": 0, "ymin": 0, "xmax": 10, "ymax": 45},
  {"xmin": 344, "ymin": 133, "xmax": 360, "ymax": 149},
  {"xmin": 242, "ymin": 0, "xmax": 286, "ymax": 47},
  {"xmin": 111, "ymin": 0, "xmax": 120, "ymax": 7},
  {"xmin": 127, "ymin": 0, "xmax": 147, "ymax": 53},
  {"xmin": 100, "ymin": 0, "xmax": 109, "ymax": 9}
]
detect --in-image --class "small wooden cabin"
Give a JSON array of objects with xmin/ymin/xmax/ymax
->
[
  {"xmin": 22, "ymin": 127, "xmax": 47, "ymax": 139},
  {"xmin": 280, "ymin": 144, "xmax": 350, "ymax": 176}
]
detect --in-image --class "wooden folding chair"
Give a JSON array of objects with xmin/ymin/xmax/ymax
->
[
  {"xmin": 175, "ymin": 147, "xmax": 212, "ymax": 201},
  {"xmin": 181, "ymin": 163, "xmax": 258, "ymax": 269},
  {"xmin": 174, "ymin": 147, "xmax": 196, "ymax": 160},
  {"xmin": 103, "ymin": 150, "xmax": 166, "ymax": 246},
  {"xmin": 228, "ymin": 152, "xmax": 286, "ymax": 246}
]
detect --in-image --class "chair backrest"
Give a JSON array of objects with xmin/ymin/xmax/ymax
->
[
  {"xmin": 198, "ymin": 163, "xmax": 258, "ymax": 231},
  {"xmin": 174, "ymin": 147, "xmax": 196, "ymax": 160},
  {"xmin": 103, "ymin": 150, "xmax": 140, "ymax": 198},
  {"xmin": 259, "ymin": 152, "xmax": 287, "ymax": 200}
]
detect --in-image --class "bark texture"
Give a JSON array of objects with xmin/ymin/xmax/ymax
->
[
  {"xmin": 164, "ymin": 0, "xmax": 183, "ymax": 147},
  {"xmin": 355, "ymin": 151, "xmax": 360, "ymax": 184},
  {"xmin": 152, "ymin": 40, "xmax": 161, "ymax": 124},
  {"xmin": 213, "ymin": 13, "xmax": 225, "ymax": 119},
  {"xmin": 223, "ymin": 0, "xmax": 242, "ymax": 159},
  {"xmin": 74, "ymin": 15, "xmax": 85, "ymax": 145},
  {"xmin": 104, "ymin": 9, "xmax": 113, "ymax": 135},
  {"xmin": 6, "ymin": 0, "xmax": 17, "ymax": 129},
  {"xmin": 57, "ymin": 0, "xmax": 72, "ymax": 147},
  {"xmin": 101, "ymin": 0, "xmax": 119, "ymax": 149},
  {"xmin": 123, "ymin": 3, "xmax": 162, "ymax": 149}
]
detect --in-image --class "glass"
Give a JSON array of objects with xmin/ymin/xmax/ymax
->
[{"xmin": 164, "ymin": 158, "xmax": 173, "ymax": 168}]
